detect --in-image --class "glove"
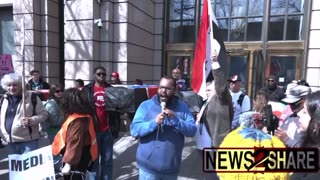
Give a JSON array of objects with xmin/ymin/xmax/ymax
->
[{"xmin": 61, "ymin": 163, "xmax": 71, "ymax": 174}]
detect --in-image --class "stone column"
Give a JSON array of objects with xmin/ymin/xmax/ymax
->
[
  {"xmin": 13, "ymin": 0, "xmax": 60, "ymax": 83},
  {"xmin": 64, "ymin": 0, "xmax": 100, "ymax": 87},
  {"xmin": 306, "ymin": 0, "xmax": 320, "ymax": 90}
]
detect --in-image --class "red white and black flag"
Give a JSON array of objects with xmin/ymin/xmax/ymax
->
[{"xmin": 191, "ymin": 0, "xmax": 227, "ymax": 99}]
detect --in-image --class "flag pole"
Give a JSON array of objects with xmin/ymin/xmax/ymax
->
[{"xmin": 21, "ymin": 17, "xmax": 26, "ymax": 121}]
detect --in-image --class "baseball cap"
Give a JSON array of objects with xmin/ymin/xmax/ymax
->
[
  {"xmin": 281, "ymin": 82, "xmax": 311, "ymax": 104},
  {"xmin": 228, "ymin": 75, "xmax": 241, "ymax": 82},
  {"xmin": 111, "ymin": 72, "xmax": 119, "ymax": 78}
]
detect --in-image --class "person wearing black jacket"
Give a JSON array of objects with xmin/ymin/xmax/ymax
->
[
  {"xmin": 83, "ymin": 66, "xmax": 116, "ymax": 180},
  {"xmin": 261, "ymin": 75, "xmax": 285, "ymax": 102},
  {"xmin": 28, "ymin": 69, "xmax": 50, "ymax": 90}
]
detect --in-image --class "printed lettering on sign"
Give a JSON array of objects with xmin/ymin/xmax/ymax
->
[
  {"xmin": 8, "ymin": 145, "xmax": 55, "ymax": 180},
  {"xmin": 0, "ymin": 54, "xmax": 14, "ymax": 76}
]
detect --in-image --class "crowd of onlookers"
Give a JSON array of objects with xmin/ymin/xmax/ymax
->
[
  {"xmin": 0, "ymin": 67, "xmax": 124, "ymax": 180},
  {"xmin": 193, "ymin": 67, "xmax": 320, "ymax": 180},
  {"xmin": 0, "ymin": 64, "xmax": 320, "ymax": 180}
]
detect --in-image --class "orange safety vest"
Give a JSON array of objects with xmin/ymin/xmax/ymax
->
[{"xmin": 52, "ymin": 113, "xmax": 98, "ymax": 161}]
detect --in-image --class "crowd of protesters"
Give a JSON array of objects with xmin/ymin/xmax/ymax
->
[{"xmin": 0, "ymin": 64, "xmax": 320, "ymax": 180}]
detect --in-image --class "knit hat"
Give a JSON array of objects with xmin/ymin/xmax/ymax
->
[
  {"xmin": 217, "ymin": 126, "xmax": 288, "ymax": 180},
  {"xmin": 281, "ymin": 82, "xmax": 311, "ymax": 104}
]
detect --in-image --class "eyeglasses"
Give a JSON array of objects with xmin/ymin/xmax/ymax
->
[
  {"xmin": 159, "ymin": 86, "xmax": 175, "ymax": 91},
  {"xmin": 96, "ymin": 73, "xmax": 106, "ymax": 77},
  {"xmin": 268, "ymin": 79, "xmax": 275, "ymax": 82},
  {"xmin": 55, "ymin": 90, "xmax": 63, "ymax": 93}
]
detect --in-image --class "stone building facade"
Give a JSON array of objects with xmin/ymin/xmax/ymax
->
[{"xmin": 0, "ymin": 0, "xmax": 319, "ymax": 91}]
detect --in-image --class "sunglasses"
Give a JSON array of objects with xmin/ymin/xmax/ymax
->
[
  {"xmin": 96, "ymin": 73, "xmax": 107, "ymax": 77},
  {"xmin": 55, "ymin": 90, "xmax": 63, "ymax": 93},
  {"xmin": 268, "ymin": 79, "xmax": 275, "ymax": 82}
]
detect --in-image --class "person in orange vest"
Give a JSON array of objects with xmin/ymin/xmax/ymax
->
[{"xmin": 52, "ymin": 88, "xmax": 98, "ymax": 180}]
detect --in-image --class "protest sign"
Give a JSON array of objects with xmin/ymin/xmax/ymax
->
[
  {"xmin": 8, "ymin": 145, "xmax": 55, "ymax": 180},
  {"xmin": 0, "ymin": 54, "xmax": 14, "ymax": 76}
]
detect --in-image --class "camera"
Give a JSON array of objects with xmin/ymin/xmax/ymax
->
[
  {"xmin": 264, "ymin": 104, "xmax": 279, "ymax": 135},
  {"xmin": 94, "ymin": 19, "xmax": 103, "ymax": 28}
]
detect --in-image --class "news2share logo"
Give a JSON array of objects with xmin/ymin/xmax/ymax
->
[{"xmin": 203, "ymin": 147, "xmax": 319, "ymax": 173}]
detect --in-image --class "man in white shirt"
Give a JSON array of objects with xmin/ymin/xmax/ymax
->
[{"xmin": 228, "ymin": 75, "xmax": 251, "ymax": 129}]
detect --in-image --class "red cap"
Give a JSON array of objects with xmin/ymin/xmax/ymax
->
[{"xmin": 111, "ymin": 72, "xmax": 119, "ymax": 78}]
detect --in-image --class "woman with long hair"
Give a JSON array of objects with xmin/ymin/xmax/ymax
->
[
  {"xmin": 239, "ymin": 89, "xmax": 279, "ymax": 134},
  {"xmin": 297, "ymin": 91, "xmax": 320, "ymax": 147},
  {"xmin": 52, "ymin": 88, "xmax": 98, "ymax": 180},
  {"xmin": 290, "ymin": 91, "xmax": 320, "ymax": 179}
]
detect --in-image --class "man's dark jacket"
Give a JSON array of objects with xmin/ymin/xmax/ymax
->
[
  {"xmin": 261, "ymin": 87, "xmax": 285, "ymax": 102},
  {"xmin": 28, "ymin": 78, "xmax": 50, "ymax": 90},
  {"xmin": 203, "ymin": 68, "xmax": 234, "ymax": 147}
]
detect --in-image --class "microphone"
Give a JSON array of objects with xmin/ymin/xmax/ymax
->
[
  {"xmin": 160, "ymin": 102, "xmax": 166, "ymax": 128},
  {"xmin": 160, "ymin": 102, "xmax": 166, "ymax": 113}
]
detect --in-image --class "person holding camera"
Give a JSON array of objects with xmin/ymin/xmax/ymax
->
[{"xmin": 239, "ymin": 89, "xmax": 279, "ymax": 135}]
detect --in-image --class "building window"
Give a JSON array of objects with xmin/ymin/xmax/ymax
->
[
  {"xmin": 211, "ymin": 0, "xmax": 264, "ymax": 41},
  {"xmin": 167, "ymin": 0, "xmax": 197, "ymax": 43},
  {"xmin": 0, "ymin": 6, "xmax": 14, "ymax": 54},
  {"xmin": 211, "ymin": 0, "xmax": 304, "ymax": 42},
  {"xmin": 213, "ymin": 0, "xmax": 264, "ymax": 41},
  {"xmin": 268, "ymin": 0, "xmax": 304, "ymax": 40}
]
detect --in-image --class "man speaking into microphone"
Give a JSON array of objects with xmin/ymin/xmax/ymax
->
[{"xmin": 130, "ymin": 75, "xmax": 197, "ymax": 179}]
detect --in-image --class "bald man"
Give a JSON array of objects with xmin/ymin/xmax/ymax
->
[{"xmin": 172, "ymin": 68, "xmax": 187, "ymax": 91}]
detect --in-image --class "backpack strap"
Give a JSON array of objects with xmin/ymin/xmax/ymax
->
[
  {"xmin": 28, "ymin": 93, "xmax": 38, "ymax": 139},
  {"xmin": 237, "ymin": 93, "xmax": 246, "ymax": 107},
  {"xmin": 31, "ymin": 93, "xmax": 38, "ymax": 116},
  {"xmin": 0, "ymin": 96, "xmax": 4, "ymax": 108},
  {"xmin": 0, "ymin": 94, "xmax": 8, "ymax": 113}
]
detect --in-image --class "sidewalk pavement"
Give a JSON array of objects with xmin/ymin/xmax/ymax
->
[{"xmin": 0, "ymin": 132, "xmax": 206, "ymax": 180}]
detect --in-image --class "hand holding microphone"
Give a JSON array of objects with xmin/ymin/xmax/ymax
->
[
  {"xmin": 156, "ymin": 102, "xmax": 166, "ymax": 125},
  {"xmin": 161, "ymin": 102, "xmax": 166, "ymax": 114},
  {"xmin": 161, "ymin": 101, "xmax": 175, "ymax": 119},
  {"xmin": 156, "ymin": 101, "xmax": 176, "ymax": 126}
]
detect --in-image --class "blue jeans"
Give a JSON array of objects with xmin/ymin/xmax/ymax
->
[
  {"xmin": 87, "ymin": 129, "xmax": 113, "ymax": 180},
  {"xmin": 8, "ymin": 139, "xmax": 39, "ymax": 155},
  {"xmin": 139, "ymin": 168, "xmax": 178, "ymax": 180}
]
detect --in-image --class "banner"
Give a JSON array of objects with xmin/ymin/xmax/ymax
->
[
  {"xmin": 0, "ymin": 54, "xmax": 14, "ymax": 76},
  {"xmin": 9, "ymin": 145, "xmax": 55, "ymax": 180}
]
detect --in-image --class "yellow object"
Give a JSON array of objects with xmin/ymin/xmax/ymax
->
[{"xmin": 217, "ymin": 126, "xmax": 289, "ymax": 180}]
